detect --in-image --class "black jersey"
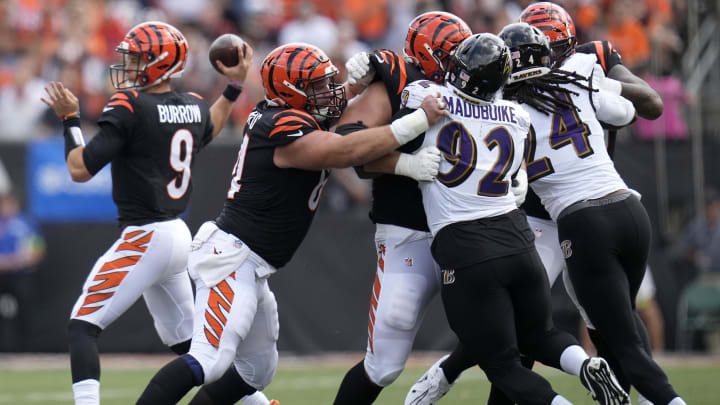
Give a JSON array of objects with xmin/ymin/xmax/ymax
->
[
  {"xmin": 366, "ymin": 49, "xmax": 429, "ymax": 231},
  {"xmin": 522, "ymin": 41, "xmax": 624, "ymax": 220},
  {"xmin": 83, "ymin": 90, "xmax": 213, "ymax": 227},
  {"xmin": 215, "ymin": 102, "xmax": 325, "ymax": 268}
]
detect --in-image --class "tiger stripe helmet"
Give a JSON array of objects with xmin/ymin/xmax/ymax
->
[
  {"xmin": 519, "ymin": 2, "xmax": 576, "ymax": 65},
  {"xmin": 260, "ymin": 43, "xmax": 347, "ymax": 124},
  {"xmin": 110, "ymin": 21, "xmax": 188, "ymax": 90},
  {"xmin": 403, "ymin": 11, "xmax": 472, "ymax": 83}
]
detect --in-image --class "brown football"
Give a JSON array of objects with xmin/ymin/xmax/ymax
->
[{"xmin": 208, "ymin": 33, "xmax": 244, "ymax": 73}]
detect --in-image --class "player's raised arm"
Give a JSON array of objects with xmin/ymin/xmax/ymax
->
[
  {"xmin": 41, "ymin": 81, "xmax": 92, "ymax": 182},
  {"xmin": 273, "ymin": 93, "xmax": 447, "ymax": 170},
  {"xmin": 208, "ymin": 37, "xmax": 255, "ymax": 139}
]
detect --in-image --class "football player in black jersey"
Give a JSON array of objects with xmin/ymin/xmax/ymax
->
[
  {"xmin": 330, "ymin": 12, "xmax": 473, "ymax": 405},
  {"xmin": 134, "ymin": 42, "xmax": 447, "ymax": 405},
  {"xmin": 41, "ymin": 21, "xmax": 253, "ymax": 405}
]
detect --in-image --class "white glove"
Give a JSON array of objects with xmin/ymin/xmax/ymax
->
[
  {"xmin": 394, "ymin": 146, "xmax": 442, "ymax": 182},
  {"xmin": 346, "ymin": 52, "xmax": 375, "ymax": 89},
  {"xmin": 511, "ymin": 168, "xmax": 528, "ymax": 207}
]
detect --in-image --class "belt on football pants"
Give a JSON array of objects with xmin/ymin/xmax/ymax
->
[{"xmin": 557, "ymin": 189, "xmax": 633, "ymax": 220}]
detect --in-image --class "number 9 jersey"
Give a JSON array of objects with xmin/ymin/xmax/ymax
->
[
  {"xmin": 84, "ymin": 90, "xmax": 214, "ymax": 226},
  {"xmin": 401, "ymin": 80, "xmax": 531, "ymax": 236}
]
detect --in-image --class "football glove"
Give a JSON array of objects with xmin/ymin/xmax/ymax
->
[
  {"xmin": 346, "ymin": 52, "xmax": 375, "ymax": 89},
  {"xmin": 395, "ymin": 146, "xmax": 442, "ymax": 182}
]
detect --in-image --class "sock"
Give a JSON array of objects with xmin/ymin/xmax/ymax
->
[
  {"xmin": 190, "ymin": 365, "xmax": 257, "ymax": 405},
  {"xmin": 559, "ymin": 345, "xmax": 588, "ymax": 377},
  {"xmin": 241, "ymin": 391, "xmax": 270, "ymax": 405},
  {"xmin": 668, "ymin": 398, "xmax": 687, "ymax": 405},
  {"xmin": 550, "ymin": 394, "xmax": 573, "ymax": 405},
  {"xmin": 136, "ymin": 355, "xmax": 200, "ymax": 405},
  {"xmin": 68, "ymin": 319, "xmax": 102, "ymax": 382},
  {"xmin": 333, "ymin": 360, "xmax": 382, "ymax": 404},
  {"xmin": 73, "ymin": 379, "xmax": 99, "ymax": 405}
]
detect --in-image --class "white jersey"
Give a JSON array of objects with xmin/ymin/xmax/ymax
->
[
  {"xmin": 401, "ymin": 80, "xmax": 530, "ymax": 236},
  {"xmin": 523, "ymin": 53, "xmax": 634, "ymax": 221}
]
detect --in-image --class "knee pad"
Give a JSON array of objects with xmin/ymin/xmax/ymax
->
[
  {"xmin": 363, "ymin": 355, "xmax": 405, "ymax": 387},
  {"xmin": 381, "ymin": 278, "xmax": 427, "ymax": 331},
  {"xmin": 234, "ymin": 348, "xmax": 278, "ymax": 390}
]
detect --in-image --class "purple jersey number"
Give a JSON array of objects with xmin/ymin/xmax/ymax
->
[
  {"xmin": 526, "ymin": 93, "xmax": 593, "ymax": 181},
  {"xmin": 436, "ymin": 121, "xmax": 514, "ymax": 196}
]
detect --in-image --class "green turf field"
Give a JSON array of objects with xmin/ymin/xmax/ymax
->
[{"xmin": 0, "ymin": 357, "xmax": 718, "ymax": 404}]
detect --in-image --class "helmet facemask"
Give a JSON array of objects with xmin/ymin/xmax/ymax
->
[{"xmin": 300, "ymin": 71, "xmax": 347, "ymax": 125}]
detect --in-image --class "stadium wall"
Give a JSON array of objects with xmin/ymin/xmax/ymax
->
[{"xmin": 0, "ymin": 138, "xmax": 718, "ymax": 353}]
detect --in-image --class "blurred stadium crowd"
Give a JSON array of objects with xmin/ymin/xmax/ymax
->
[
  {"xmin": 0, "ymin": 0, "xmax": 689, "ymax": 142},
  {"xmin": 1, "ymin": 0, "xmax": 719, "ymax": 357}
]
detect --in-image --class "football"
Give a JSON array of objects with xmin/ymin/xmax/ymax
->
[{"xmin": 208, "ymin": 33, "xmax": 244, "ymax": 73}]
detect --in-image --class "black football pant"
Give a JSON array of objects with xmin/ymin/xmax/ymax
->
[
  {"xmin": 558, "ymin": 194, "xmax": 679, "ymax": 405},
  {"xmin": 441, "ymin": 250, "xmax": 576, "ymax": 405}
]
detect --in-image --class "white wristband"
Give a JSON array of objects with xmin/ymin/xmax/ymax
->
[
  {"xmin": 601, "ymin": 77, "xmax": 623, "ymax": 95},
  {"xmin": 390, "ymin": 109, "xmax": 429, "ymax": 145}
]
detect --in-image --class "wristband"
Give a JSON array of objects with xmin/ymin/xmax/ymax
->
[
  {"xmin": 223, "ymin": 84, "xmax": 242, "ymax": 102},
  {"xmin": 60, "ymin": 111, "xmax": 79, "ymax": 120},
  {"xmin": 390, "ymin": 109, "xmax": 429, "ymax": 145},
  {"xmin": 62, "ymin": 116, "xmax": 85, "ymax": 160}
]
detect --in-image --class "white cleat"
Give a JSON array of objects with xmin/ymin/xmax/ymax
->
[{"xmin": 405, "ymin": 354, "xmax": 454, "ymax": 405}]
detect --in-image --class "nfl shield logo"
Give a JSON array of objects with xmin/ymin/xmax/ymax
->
[
  {"xmin": 234, "ymin": 240, "xmax": 244, "ymax": 249},
  {"xmin": 404, "ymin": 258, "xmax": 413, "ymax": 266}
]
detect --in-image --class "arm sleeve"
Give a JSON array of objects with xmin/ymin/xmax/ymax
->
[{"xmin": 82, "ymin": 123, "xmax": 127, "ymax": 175}]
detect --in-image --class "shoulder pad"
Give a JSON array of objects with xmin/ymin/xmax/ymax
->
[
  {"xmin": 264, "ymin": 108, "xmax": 321, "ymax": 139},
  {"xmin": 370, "ymin": 49, "xmax": 411, "ymax": 95},
  {"xmin": 559, "ymin": 53, "xmax": 596, "ymax": 78},
  {"xmin": 498, "ymin": 99, "xmax": 531, "ymax": 129},
  {"xmin": 401, "ymin": 80, "xmax": 441, "ymax": 109},
  {"xmin": 104, "ymin": 90, "xmax": 139, "ymax": 114}
]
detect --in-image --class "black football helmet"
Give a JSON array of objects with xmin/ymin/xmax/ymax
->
[
  {"xmin": 446, "ymin": 33, "xmax": 512, "ymax": 102},
  {"xmin": 498, "ymin": 22, "xmax": 552, "ymax": 84}
]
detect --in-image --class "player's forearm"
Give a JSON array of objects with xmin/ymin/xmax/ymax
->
[
  {"xmin": 619, "ymin": 82, "xmax": 663, "ymax": 120},
  {"xmin": 608, "ymin": 65, "xmax": 663, "ymax": 120},
  {"xmin": 210, "ymin": 84, "xmax": 242, "ymax": 138},
  {"xmin": 362, "ymin": 152, "xmax": 402, "ymax": 174},
  {"xmin": 331, "ymin": 109, "xmax": 429, "ymax": 167}
]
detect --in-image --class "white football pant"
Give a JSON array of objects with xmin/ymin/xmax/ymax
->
[{"xmin": 70, "ymin": 218, "xmax": 194, "ymax": 346}]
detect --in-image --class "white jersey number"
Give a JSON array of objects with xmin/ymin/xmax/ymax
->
[
  {"xmin": 166, "ymin": 129, "xmax": 194, "ymax": 200},
  {"xmin": 227, "ymin": 134, "xmax": 251, "ymax": 199}
]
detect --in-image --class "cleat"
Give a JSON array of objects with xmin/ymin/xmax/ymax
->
[
  {"xmin": 580, "ymin": 357, "xmax": 631, "ymax": 405},
  {"xmin": 269, "ymin": 401, "xmax": 280, "ymax": 405},
  {"xmin": 405, "ymin": 354, "xmax": 454, "ymax": 405}
]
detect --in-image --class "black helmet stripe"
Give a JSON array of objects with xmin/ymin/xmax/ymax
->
[
  {"xmin": 409, "ymin": 14, "xmax": 444, "ymax": 54},
  {"xmin": 266, "ymin": 47, "xmax": 286, "ymax": 97}
]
